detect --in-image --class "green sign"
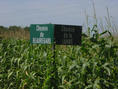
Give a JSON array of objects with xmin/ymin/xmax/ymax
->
[
  {"xmin": 30, "ymin": 24, "xmax": 54, "ymax": 44},
  {"xmin": 30, "ymin": 24, "xmax": 82, "ymax": 45}
]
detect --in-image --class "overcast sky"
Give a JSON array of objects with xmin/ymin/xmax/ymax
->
[{"xmin": 0, "ymin": 0, "xmax": 118, "ymax": 27}]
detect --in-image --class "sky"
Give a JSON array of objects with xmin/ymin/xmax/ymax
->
[{"xmin": 0, "ymin": 0, "xmax": 118, "ymax": 27}]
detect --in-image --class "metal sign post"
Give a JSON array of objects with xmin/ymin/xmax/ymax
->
[{"xmin": 51, "ymin": 43, "xmax": 59, "ymax": 89}]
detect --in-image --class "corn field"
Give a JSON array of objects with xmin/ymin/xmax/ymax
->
[{"xmin": 0, "ymin": 27, "xmax": 118, "ymax": 89}]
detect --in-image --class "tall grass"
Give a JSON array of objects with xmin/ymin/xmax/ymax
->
[
  {"xmin": 85, "ymin": 0, "xmax": 118, "ymax": 38},
  {"xmin": 0, "ymin": 26, "xmax": 29, "ymax": 40},
  {"xmin": 0, "ymin": 28, "xmax": 29, "ymax": 40}
]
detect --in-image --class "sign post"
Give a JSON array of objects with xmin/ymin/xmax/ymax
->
[
  {"xmin": 51, "ymin": 43, "xmax": 59, "ymax": 89},
  {"xmin": 30, "ymin": 24, "xmax": 82, "ymax": 88}
]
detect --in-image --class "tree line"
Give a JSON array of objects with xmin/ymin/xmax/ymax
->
[
  {"xmin": 0, "ymin": 26, "xmax": 30, "ymax": 39},
  {"xmin": 0, "ymin": 26, "xmax": 29, "ymax": 32}
]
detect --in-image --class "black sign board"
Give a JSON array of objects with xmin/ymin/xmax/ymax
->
[{"xmin": 54, "ymin": 24, "xmax": 82, "ymax": 45}]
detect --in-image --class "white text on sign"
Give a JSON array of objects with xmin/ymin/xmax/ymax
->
[
  {"xmin": 33, "ymin": 38, "xmax": 51, "ymax": 44},
  {"xmin": 36, "ymin": 25, "xmax": 48, "ymax": 31}
]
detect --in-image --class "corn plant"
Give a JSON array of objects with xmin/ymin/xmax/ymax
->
[{"xmin": 0, "ymin": 27, "xmax": 118, "ymax": 89}]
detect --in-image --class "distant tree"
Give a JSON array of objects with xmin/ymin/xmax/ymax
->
[
  {"xmin": 0, "ymin": 26, "xmax": 5, "ymax": 29},
  {"xmin": 0, "ymin": 26, "xmax": 8, "ymax": 30},
  {"xmin": 8, "ymin": 26, "xmax": 22, "ymax": 31},
  {"xmin": 0, "ymin": 26, "xmax": 8, "ymax": 34},
  {"xmin": 24, "ymin": 27, "xmax": 29, "ymax": 31}
]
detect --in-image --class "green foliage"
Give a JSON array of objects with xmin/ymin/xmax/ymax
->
[{"xmin": 0, "ymin": 28, "xmax": 118, "ymax": 89}]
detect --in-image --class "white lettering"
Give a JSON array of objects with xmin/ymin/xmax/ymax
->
[
  {"xmin": 36, "ymin": 25, "xmax": 48, "ymax": 31},
  {"xmin": 63, "ymin": 33, "xmax": 72, "ymax": 38},
  {"xmin": 40, "ymin": 32, "xmax": 44, "ymax": 38},
  {"xmin": 33, "ymin": 38, "xmax": 51, "ymax": 44},
  {"xmin": 61, "ymin": 26, "xmax": 75, "ymax": 32},
  {"xmin": 62, "ymin": 39, "xmax": 73, "ymax": 44}
]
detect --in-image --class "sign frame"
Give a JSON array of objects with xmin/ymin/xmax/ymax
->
[{"xmin": 30, "ymin": 24, "xmax": 82, "ymax": 45}]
